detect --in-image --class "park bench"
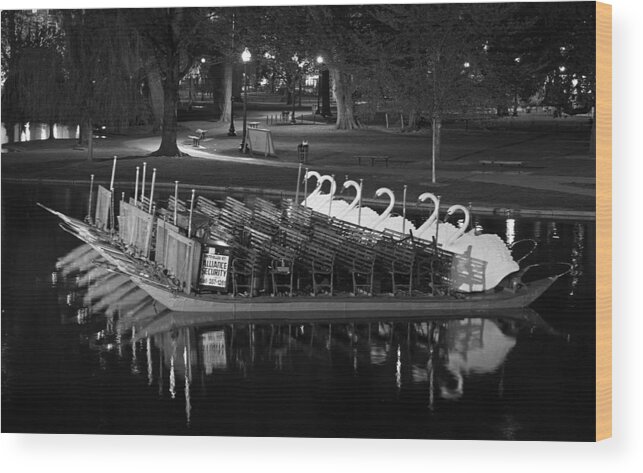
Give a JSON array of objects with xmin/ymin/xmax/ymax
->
[
  {"xmin": 188, "ymin": 128, "xmax": 208, "ymax": 147},
  {"xmin": 353, "ymin": 155, "xmax": 391, "ymax": 167},
  {"xmin": 479, "ymin": 160, "xmax": 524, "ymax": 167}
]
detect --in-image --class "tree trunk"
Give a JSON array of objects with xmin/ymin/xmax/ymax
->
[
  {"xmin": 405, "ymin": 109, "xmax": 421, "ymax": 131},
  {"xmin": 4, "ymin": 121, "xmax": 16, "ymax": 144},
  {"xmin": 219, "ymin": 62, "xmax": 233, "ymax": 123},
  {"xmin": 331, "ymin": 67, "xmax": 360, "ymax": 130},
  {"xmin": 79, "ymin": 118, "xmax": 90, "ymax": 146},
  {"xmin": 146, "ymin": 68, "xmax": 164, "ymax": 134},
  {"xmin": 433, "ymin": 117, "xmax": 442, "ymax": 161},
  {"xmin": 431, "ymin": 116, "xmax": 442, "ymax": 183},
  {"xmin": 151, "ymin": 51, "xmax": 184, "ymax": 157},
  {"xmin": 48, "ymin": 121, "xmax": 56, "ymax": 140}
]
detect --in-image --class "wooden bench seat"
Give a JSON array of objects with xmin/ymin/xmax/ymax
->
[{"xmin": 188, "ymin": 129, "xmax": 209, "ymax": 147}]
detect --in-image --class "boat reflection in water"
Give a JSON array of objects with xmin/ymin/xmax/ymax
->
[{"xmin": 56, "ymin": 243, "xmax": 566, "ymax": 433}]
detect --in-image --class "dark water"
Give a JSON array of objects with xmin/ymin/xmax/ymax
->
[{"xmin": 1, "ymin": 184, "xmax": 595, "ymax": 440}]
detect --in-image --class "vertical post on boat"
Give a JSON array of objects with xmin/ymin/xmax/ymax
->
[
  {"xmin": 188, "ymin": 189, "xmax": 196, "ymax": 237},
  {"xmin": 303, "ymin": 167, "xmax": 309, "ymax": 207},
  {"xmin": 141, "ymin": 162, "xmax": 147, "ymax": 204},
  {"xmin": 109, "ymin": 156, "xmax": 118, "ymax": 232},
  {"xmin": 468, "ymin": 202, "xmax": 474, "ymax": 233},
  {"xmin": 148, "ymin": 168, "xmax": 157, "ymax": 214},
  {"xmin": 173, "ymin": 181, "xmax": 179, "ymax": 225},
  {"xmin": 110, "ymin": 155, "xmax": 118, "ymax": 191},
  {"xmin": 87, "ymin": 174, "xmax": 95, "ymax": 223},
  {"xmin": 134, "ymin": 166, "xmax": 140, "ymax": 202},
  {"xmin": 358, "ymin": 179, "xmax": 363, "ymax": 226},
  {"xmin": 434, "ymin": 195, "xmax": 441, "ymax": 250},
  {"xmin": 328, "ymin": 173, "xmax": 335, "ymax": 217},
  {"xmin": 402, "ymin": 185, "xmax": 408, "ymax": 234},
  {"xmin": 295, "ymin": 163, "xmax": 302, "ymax": 205}
]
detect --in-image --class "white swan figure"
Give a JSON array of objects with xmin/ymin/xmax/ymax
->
[
  {"xmin": 370, "ymin": 187, "xmax": 417, "ymax": 234},
  {"xmin": 337, "ymin": 180, "xmax": 361, "ymax": 218},
  {"xmin": 442, "ymin": 205, "xmax": 520, "ymax": 291},
  {"xmin": 334, "ymin": 180, "xmax": 378, "ymax": 225},
  {"xmin": 415, "ymin": 192, "xmax": 458, "ymax": 244},
  {"xmin": 301, "ymin": 170, "xmax": 322, "ymax": 206},
  {"xmin": 305, "ymin": 175, "xmax": 338, "ymax": 213},
  {"xmin": 368, "ymin": 187, "xmax": 396, "ymax": 230}
]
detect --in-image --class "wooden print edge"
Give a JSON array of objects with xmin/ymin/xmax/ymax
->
[{"xmin": 595, "ymin": 1, "xmax": 612, "ymax": 441}]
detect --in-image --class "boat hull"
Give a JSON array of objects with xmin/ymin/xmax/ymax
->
[{"xmin": 130, "ymin": 274, "xmax": 558, "ymax": 316}]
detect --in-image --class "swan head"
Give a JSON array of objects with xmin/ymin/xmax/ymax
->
[
  {"xmin": 417, "ymin": 192, "xmax": 439, "ymax": 207},
  {"xmin": 304, "ymin": 170, "xmax": 321, "ymax": 183},
  {"xmin": 317, "ymin": 175, "xmax": 337, "ymax": 196},
  {"xmin": 375, "ymin": 187, "xmax": 394, "ymax": 199},
  {"xmin": 445, "ymin": 204, "xmax": 469, "ymax": 221},
  {"xmin": 342, "ymin": 179, "xmax": 360, "ymax": 192}
]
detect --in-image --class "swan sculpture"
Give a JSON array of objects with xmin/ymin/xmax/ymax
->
[
  {"xmin": 306, "ymin": 174, "xmax": 337, "ymax": 212},
  {"xmin": 300, "ymin": 170, "xmax": 322, "ymax": 207},
  {"xmin": 442, "ymin": 204, "xmax": 520, "ymax": 291},
  {"xmin": 304, "ymin": 175, "xmax": 351, "ymax": 216},
  {"xmin": 415, "ymin": 192, "xmax": 458, "ymax": 244},
  {"xmin": 371, "ymin": 187, "xmax": 417, "ymax": 234},
  {"xmin": 334, "ymin": 179, "xmax": 379, "ymax": 225}
]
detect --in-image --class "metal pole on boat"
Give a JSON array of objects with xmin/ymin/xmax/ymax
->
[
  {"xmin": 303, "ymin": 167, "xmax": 309, "ymax": 207},
  {"xmin": 141, "ymin": 162, "xmax": 147, "ymax": 204},
  {"xmin": 188, "ymin": 189, "xmax": 196, "ymax": 237},
  {"xmin": 295, "ymin": 163, "xmax": 302, "ymax": 205},
  {"xmin": 434, "ymin": 195, "xmax": 441, "ymax": 250},
  {"xmin": 468, "ymin": 202, "xmax": 474, "ymax": 233},
  {"xmin": 173, "ymin": 181, "xmax": 179, "ymax": 225},
  {"xmin": 148, "ymin": 168, "xmax": 157, "ymax": 214},
  {"xmin": 87, "ymin": 174, "xmax": 95, "ymax": 223},
  {"xmin": 402, "ymin": 185, "xmax": 407, "ymax": 235},
  {"xmin": 358, "ymin": 179, "xmax": 363, "ymax": 226},
  {"xmin": 134, "ymin": 166, "xmax": 139, "ymax": 202},
  {"xmin": 110, "ymin": 155, "xmax": 118, "ymax": 191},
  {"xmin": 328, "ymin": 174, "xmax": 335, "ymax": 217}
]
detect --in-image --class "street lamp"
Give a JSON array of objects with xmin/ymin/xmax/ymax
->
[
  {"xmin": 291, "ymin": 54, "xmax": 300, "ymax": 124},
  {"xmin": 316, "ymin": 56, "xmax": 323, "ymax": 114},
  {"xmin": 240, "ymin": 47, "xmax": 251, "ymax": 153}
]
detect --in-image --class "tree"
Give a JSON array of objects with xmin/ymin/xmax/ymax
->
[
  {"xmin": 373, "ymin": 4, "xmax": 490, "ymax": 181},
  {"xmin": 307, "ymin": 6, "xmax": 373, "ymax": 130},
  {"xmin": 1, "ymin": 10, "xmax": 64, "ymax": 142},
  {"xmin": 130, "ymin": 7, "xmax": 212, "ymax": 157},
  {"xmin": 61, "ymin": 9, "xmax": 147, "ymax": 160}
]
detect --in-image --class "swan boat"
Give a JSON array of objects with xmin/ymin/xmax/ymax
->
[{"xmin": 38, "ymin": 174, "xmax": 569, "ymax": 316}]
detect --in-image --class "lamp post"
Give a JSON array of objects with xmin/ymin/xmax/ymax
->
[
  {"xmin": 316, "ymin": 56, "xmax": 323, "ymax": 114},
  {"xmin": 291, "ymin": 54, "xmax": 299, "ymax": 124},
  {"xmin": 240, "ymin": 47, "xmax": 251, "ymax": 153}
]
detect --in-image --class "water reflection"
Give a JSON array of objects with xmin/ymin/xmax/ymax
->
[{"xmin": 54, "ymin": 243, "xmax": 568, "ymax": 430}]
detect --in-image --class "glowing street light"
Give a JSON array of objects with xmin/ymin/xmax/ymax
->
[{"xmin": 240, "ymin": 47, "xmax": 251, "ymax": 153}]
